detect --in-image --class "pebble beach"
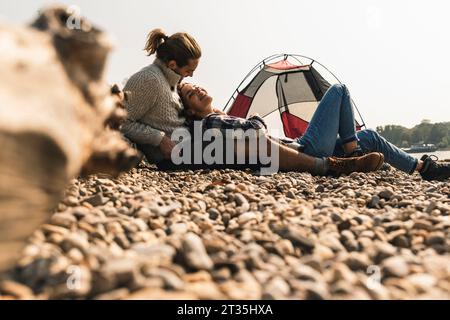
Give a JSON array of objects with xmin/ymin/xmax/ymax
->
[{"xmin": 1, "ymin": 162, "xmax": 449, "ymax": 300}]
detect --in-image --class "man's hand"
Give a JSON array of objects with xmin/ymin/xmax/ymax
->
[{"xmin": 159, "ymin": 136, "xmax": 176, "ymax": 159}]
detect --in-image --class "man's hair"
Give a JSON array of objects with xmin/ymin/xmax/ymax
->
[{"xmin": 144, "ymin": 29, "xmax": 202, "ymax": 67}]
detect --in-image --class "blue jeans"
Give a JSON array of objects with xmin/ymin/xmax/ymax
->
[{"xmin": 297, "ymin": 84, "xmax": 418, "ymax": 174}]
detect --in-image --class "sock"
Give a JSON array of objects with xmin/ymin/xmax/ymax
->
[
  {"xmin": 419, "ymin": 160, "xmax": 430, "ymax": 173},
  {"xmin": 345, "ymin": 146, "xmax": 363, "ymax": 157},
  {"xmin": 314, "ymin": 157, "xmax": 329, "ymax": 175}
]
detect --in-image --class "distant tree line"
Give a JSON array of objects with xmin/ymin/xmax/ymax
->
[{"xmin": 376, "ymin": 120, "xmax": 450, "ymax": 149}]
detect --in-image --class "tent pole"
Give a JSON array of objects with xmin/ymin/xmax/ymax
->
[{"xmin": 223, "ymin": 53, "xmax": 284, "ymax": 111}]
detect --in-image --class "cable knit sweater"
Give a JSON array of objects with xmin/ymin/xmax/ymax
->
[{"xmin": 121, "ymin": 58, "xmax": 185, "ymax": 163}]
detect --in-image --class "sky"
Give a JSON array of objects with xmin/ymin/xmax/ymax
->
[{"xmin": 1, "ymin": 0, "xmax": 450, "ymax": 129}]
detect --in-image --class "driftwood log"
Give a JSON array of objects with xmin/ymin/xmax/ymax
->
[{"xmin": 0, "ymin": 6, "xmax": 140, "ymax": 272}]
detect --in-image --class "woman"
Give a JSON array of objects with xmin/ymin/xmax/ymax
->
[
  {"xmin": 179, "ymin": 83, "xmax": 450, "ymax": 181},
  {"xmin": 121, "ymin": 28, "xmax": 201, "ymax": 164},
  {"xmin": 175, "ymin": 83, "xmax": 385, "ymax": 176}
]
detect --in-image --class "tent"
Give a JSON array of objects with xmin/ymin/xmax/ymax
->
[{"xmin": 224, "ymin": 54, "xmax": 365, "ymax": 139}]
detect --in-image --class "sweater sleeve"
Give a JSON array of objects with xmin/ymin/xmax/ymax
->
[
  {"xmin": 121, "ymin": 119, "xmax": 165, "ymax": 146},
  {"xmin": 121, "ymin": 73, "xmax": 165, "ymax": 146}
]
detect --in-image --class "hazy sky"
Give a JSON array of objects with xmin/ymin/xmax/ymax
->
[{"xmin": 2, "ymin": 0, "xmax": 449, "ymax": 128}]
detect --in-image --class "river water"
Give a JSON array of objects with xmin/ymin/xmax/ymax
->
[{"xmin": 407, "ymin": 150, "xmax": 450, "ymax": 161}]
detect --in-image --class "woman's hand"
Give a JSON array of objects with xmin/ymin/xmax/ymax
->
[{"xmin": 159, "ymin": 136, "xmax": 176, "ymax": 159}]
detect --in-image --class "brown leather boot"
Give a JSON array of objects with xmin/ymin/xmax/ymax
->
[{"xmin": 327, "ymin": 152, "xmax": 384, "ymax": 175}]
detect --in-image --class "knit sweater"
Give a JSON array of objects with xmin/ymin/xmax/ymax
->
[{"xmin": 121, "ymin": 58, "xmax": 185, "ymax": 163}]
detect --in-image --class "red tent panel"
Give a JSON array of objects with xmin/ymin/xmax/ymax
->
[
  {"xmin": 228, "ymin": 94, "xmax": 252, "ymax": 118},
  {"xmin": 281, "ymin": 111, "xmax": 309, "ymax": 139},
  {"xmin": 266, "ymin": 60, "xmax": 305, "ymax": 71}
]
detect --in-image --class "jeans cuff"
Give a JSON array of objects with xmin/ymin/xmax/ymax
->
[
  {"xmin": 341, "ymin": 135, "xmax": 359, "ymax": 144},
  {"xmin": 408, "ymin": 158, "xmax": 418, "ymax": 175}
]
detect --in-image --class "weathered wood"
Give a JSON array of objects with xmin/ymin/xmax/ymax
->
[{"xmin": 0, "ymin": 5, "xmax": 140, "ymax": 271}]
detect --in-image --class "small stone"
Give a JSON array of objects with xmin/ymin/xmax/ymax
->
[
  {"xmin": 303, "ymin": 282, "xmax": 330, "ymax": 300},
  {"xmin": 344, "ymin": 252, "xmax": 371, "ymax": 271},
  {"xmin": 67, "ymin": 248, "xmax": 84, "ymax": 263},
  {"xmin": 114, "ymin": 233, "xmax": 131, "ymax": 249},
  {"xmin": 126, "ymin": 288, "xmax": 197, "ymax": 300},
  {"xmin": 135, "ymin": 207, "xmax": 153, "ymax": 220},
  {"xmin": 185, "ymin": 281, "xmax": 225, "ymax": 299},
  {"xmin": 143, "ymin": 268, "xmax": 184, "ymax": 291},
  {"xmin": 367, "ymin": 195, "xmax": 380, "ymax": 208},
  {"xmin": 224, "ymin": 184, "xmax": 236, "ymax": 192},
  {"xmin": 169, "ymin": 222, "xmax": 188, "ymax": 235},
  {"xmin": 319, "ymin": 234, "xmax": 346, "ymax": 252},
  {"xmin": 425, "ymin": 232, "xmax": 446, "ymax": 246},
  {"xmin": 341, "ymin": 230, "xmax": 359, "ymax": 251},
  {"xmin": 148, "ymin": 201, "xmax": 181, "ymax": 216},
  {"xmin": 315, "ymin": 185, "xmax": 325, "ymax": 193},
  {"xmin": 131, "ymin": 243, "xmax": 175, "ymax": 266},
  {"xmin": 331, "ymin": 263, "xmax": 358, "ymax": 284},
  {"xmin": 94, "ymin": 288, "xmax": 130, "ymax": 300},
  {"xmin": 277, "ymin": 227, "xmax": 315, "ymax": 253},
  {"xmin": 100, "ymin": 258, "xmax": 138, "ymax": 287},
  {"xmin": 118, "ymin": 185, "xmax": 133, "ymax": 194},
  {"xmin": 183, "ymin": 271, "xmax": 213, "ymax": 283},
  {"xmin": 292, "ymin": 264, "xmax": 323, "ymax": 282},
  {"xmin": 337, "ymin": 219, "xmax": 352, "ymax": 232},
  {"xmin": 382, "ymin": 256, "xmax": 410, "ymax": 278},
  {"xmin": 263, "ymin": 276, "xmax": 290, "ymax": 299},
  {"xmin": 234, "ymin": 193, "xmax": 250, "ymax": 212},
  {"xmin": 181, "ymin": 232, "xmax": 213, "ymax": 270},
  {"xmin": 132, "ymin": 218, "xmax": 149, "ymax": 232},
  {"xmin": 96, "ymin": 178, "xmax": 116, "ymax": 186},
  {"xmin": 406, "ymin": 274, "xmax": 437, "ymax": 292},
  {"xmin": 219, "ymin": 270, "xmax": 261, "ymax": 299},
  {"xmin": 222, "ymin": 213, "xmax": 231, "ymax": 227},
  {"xmin": 41, "ymin": 224, "xmax": 70, "ymax": 236},
  {"xmin": 0, "ymin": 280, "xmax": 34, "ymax": 299},
  {"xmin": 207, "ymin": 208, "xmax": 220, "ymax": 220},
  {"xmin": 373, "ymin": 241, "xmax": 397, "ymax": 263},
  {"xmin": 64, "ymin": 196, "xmax": 79, "ymax": 206},
  {"xmin": 390, "ymin": 233, "xmax": 410, "ymax": 248},
  {"xmin": 378, "ymin": 189, "xmax": 394, "ymax": 200},
  {"xmin": 330, "ymin": 212, "xmax": 343, "ymax": 223},
  {"xmin": 50, "ymin": 212, "xmax": 77, "ymax": 228},
  {"xmin": 425, "ymin": 201, "xmax": 437, "ymax": 213},
  {"xmin": 106, "ymin": 221, "xmax": 124, "ymax": 234},
  {"xmin": 212, "ymin": 268, "xmax": 231, "ymax": 282},
  {"xmin": 287, "ymin": 190, "xmax": 296, "ymax": 199},
  {"xmin": 84, "ymin": 193, "xmax": 109, "ymax": 206},
  {"xmin": 412, "ymin": 219, "xmax": 433, "ymax": 231},
  {"xmin": 61, "ymin": 232, "xmax": 89, "ymax": 253},
  {"xmin": 275, "ymin": 239, "xmax": 295, "ymax": 256},
  {"xmin": 398, "ymin": 200, "xmax": 413, "ymax": 207},
  {"xmin": 238, "ymin": 212, "xmax": 257, "ymax": 225}
]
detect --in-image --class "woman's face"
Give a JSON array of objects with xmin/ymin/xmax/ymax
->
[{"xmin": 179, "ymin": 83, "xmax": 213, "ymax": 117}]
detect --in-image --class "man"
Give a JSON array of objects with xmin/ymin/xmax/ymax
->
[{"xmin": 121, "ymin": 28, "xmax": 201, "ymax": 164}]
